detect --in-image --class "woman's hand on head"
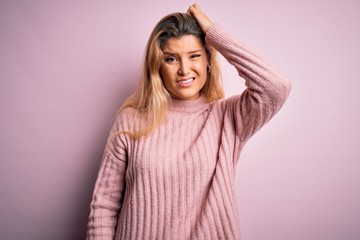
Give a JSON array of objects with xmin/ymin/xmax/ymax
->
[{"xmin": 187, "ymin": 4, "xmax": 213, "ymax": 33}]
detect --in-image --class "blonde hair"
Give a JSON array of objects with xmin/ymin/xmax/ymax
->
[{"xmin": 118, "ymin": 12, "xmax": 224, "ymax": 138}]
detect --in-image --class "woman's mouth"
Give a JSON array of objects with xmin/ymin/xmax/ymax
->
[{"xmin": 177, "ymin": 77, "xmax": 195, "ymax": 87}]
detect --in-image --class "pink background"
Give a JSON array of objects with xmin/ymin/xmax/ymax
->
[{"xmin": 1, "ymin": 0, "xmax": 359, "ymax": 239}]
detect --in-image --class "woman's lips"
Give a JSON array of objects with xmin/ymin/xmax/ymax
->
[{"xmin": 177, "ymin": 77, "xmax": 195, "ymax": 87}]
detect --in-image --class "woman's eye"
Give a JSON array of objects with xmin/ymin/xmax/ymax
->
[
  {"xmin": 165, "ymin": 57, "xmax": 177, "ymax": 63},
  {"xmin": 190, "ymin": 54, "xmax": 201, "ymax": 59}
]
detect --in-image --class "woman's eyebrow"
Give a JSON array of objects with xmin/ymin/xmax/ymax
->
[
  {"xmin": 188, "ymin": 50, "xmax": 203, "ymax": 54},
  {"xmin": 163, "ymin": 49, "xmax": 203, "ymax": 55},
  {"xmin": 162, "ymin": 51, "xmax": 177, "ymax": 55}
]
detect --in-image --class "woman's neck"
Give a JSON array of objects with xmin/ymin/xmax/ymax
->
[{"xmin": 168, "ymin": 95, "xmax": 209, "ymax": 113}]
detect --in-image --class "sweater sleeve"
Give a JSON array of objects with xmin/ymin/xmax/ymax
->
[
  {"xmin": 205, "ymin": 24, "xmax": 291, "ymax": 143},
  {"xmin": 87, "ymin": 116, "xmax": 128, "ymax": 239}
]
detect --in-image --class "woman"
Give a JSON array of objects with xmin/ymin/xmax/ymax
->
[{"xmin": 87, "ymin": 4, "xmax": 291, "ymax": 240}]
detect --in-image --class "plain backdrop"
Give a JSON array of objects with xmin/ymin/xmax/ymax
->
[{"xmin": 1, "ymin": 0, "xmax": 359, "ymax": 239}]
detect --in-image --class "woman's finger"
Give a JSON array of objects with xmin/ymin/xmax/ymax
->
[{"xmin": 186, "ymin": 4, "xmax": 212, "ymax": 33}]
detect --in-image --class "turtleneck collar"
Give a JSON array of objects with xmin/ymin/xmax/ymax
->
[{"xmin": 168, "ymin": 95, "xmax": 209, "ymax": 113}]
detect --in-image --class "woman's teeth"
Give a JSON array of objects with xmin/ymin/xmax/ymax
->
[{"xmin": 178, "ymin": 78, "xmax": 194, "ymax": 84}]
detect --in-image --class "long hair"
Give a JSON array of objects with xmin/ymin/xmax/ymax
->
[{"xmin": 117, "ymin": 12, "xmax": 224, "ymax": 138}]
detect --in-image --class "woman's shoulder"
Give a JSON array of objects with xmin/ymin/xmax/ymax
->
[
  {"xmin": 112, "ymin": 106, "xmax": 148, "ymax": 133},
  {"xmin": 110, "ymin": 107, "xmax": 138, "ymax": 129},
  {"xmin": 117, "ymin": 106, "xmax": 138, "ymax": 117}
]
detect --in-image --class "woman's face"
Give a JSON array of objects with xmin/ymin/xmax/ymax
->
[{"xmin": 160, "ymin": 34, "xmax": 208, "ymax": 101}]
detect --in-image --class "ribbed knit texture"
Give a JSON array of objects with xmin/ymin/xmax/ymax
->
[{"xmin": 87, "ymin": 24, "xmax": 291, "ymax": 240}]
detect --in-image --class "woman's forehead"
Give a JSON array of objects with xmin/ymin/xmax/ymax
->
[{"xmin": 162, "ymin": 35, "xmax": 204, "ymax": 53}]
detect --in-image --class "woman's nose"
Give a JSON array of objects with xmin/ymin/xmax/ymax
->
[{"xmin": 178, "ymin": 60, "xmax": 190, "ymax": 75}]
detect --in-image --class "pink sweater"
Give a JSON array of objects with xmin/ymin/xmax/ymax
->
[{"xmin": 87, "ymin": 24, "xmax": 291, "ymax": 240}]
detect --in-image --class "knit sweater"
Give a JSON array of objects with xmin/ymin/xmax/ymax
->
[{"xmin": 87, "ymin": 24, "xmax": 291, "ymax": 240}]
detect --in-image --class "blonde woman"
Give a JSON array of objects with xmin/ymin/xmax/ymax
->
[{"xmin": 87, "ymin": 4, "xmax": 291, "ymax": 240}]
